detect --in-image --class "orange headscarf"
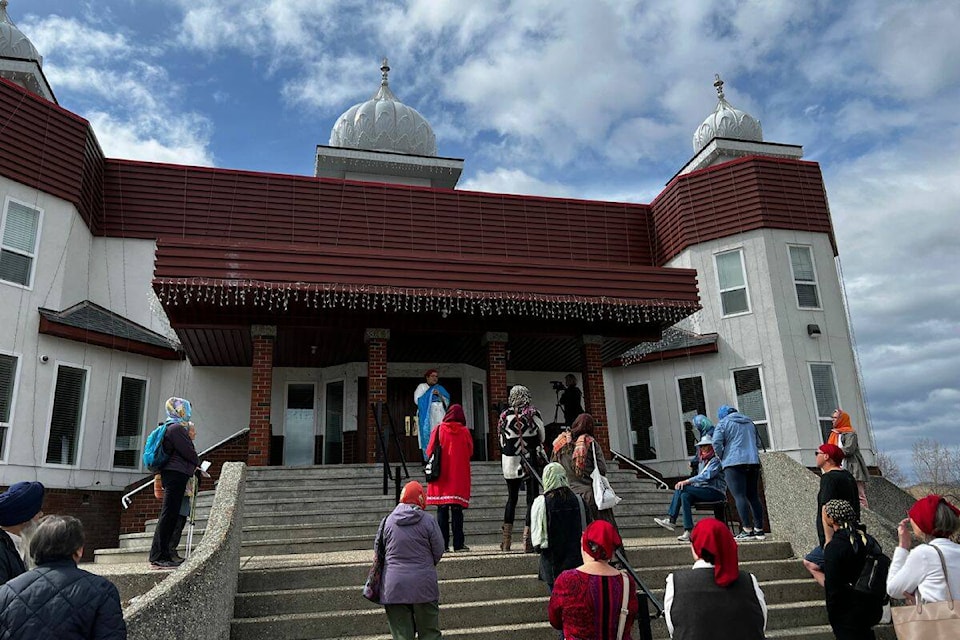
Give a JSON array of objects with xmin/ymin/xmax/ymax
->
[
  {"xmin": 399, "ymin": 481, "xmax": 426, "ymax": 509},
  {"xmin": 827, "ymin": 409, "xmax": 853, "ymax": 446}
]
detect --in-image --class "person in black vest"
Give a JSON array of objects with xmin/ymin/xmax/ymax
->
[
  {"xmin": 0, "ymin": 481, "xmax": 44, "ymax": 584},
  {"xmin": 803, "ymin": 443, "xmax": 860, "ymax": 586},
  {"xmin": 531, "ymin": 463, "xmax": 585, "ymax": 592},
  {"xmin": 822, "ymin": 499, "xmax": 883, "ymax": 640},
  {"xmin": 664, "ymin": 517, "xmax": 767, "ymax": 639}
]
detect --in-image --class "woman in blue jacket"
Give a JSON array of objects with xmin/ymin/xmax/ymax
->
[
  {"xmin": 712, "ymin": 405, "xmax": 766, "ymax": 542},
  {"xmin": 655, "ymin": 435, "xmax": 727, "ymax": 541}
]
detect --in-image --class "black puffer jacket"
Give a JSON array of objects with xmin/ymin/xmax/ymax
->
[{"xmin": 0, "ymin": 559, "xmax": 127, "ymax": 639}]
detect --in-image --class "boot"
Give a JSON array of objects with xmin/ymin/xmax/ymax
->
[
  {"xmin": 500, "ymin": 523, "xmax": 513, "ymax": 551},
  {"xmin": 523, "ymin": 526, "xmax": 535, "ymax": 553}
]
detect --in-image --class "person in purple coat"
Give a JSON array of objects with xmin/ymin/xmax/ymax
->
[{"xmin": 378, "ymin": 481, "xmax": 445, "ymax": 640}]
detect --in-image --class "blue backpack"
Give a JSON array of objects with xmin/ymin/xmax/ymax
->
[{"xmin": 143, "ymin": 423, "xmax": 170, "ymax": 472}]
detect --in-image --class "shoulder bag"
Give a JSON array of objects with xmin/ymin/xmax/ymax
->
[
  {"xmin": 891, "ymin": 543, "xmax": 960, "ymax": 639},
  {"xmin": 616, "ymin": 571, "xmax": 630, "ymax": 639},
  {"xmin": 362, "ymin": 517, "xmax": 387, "ymax": 603},
  {"xmin": 591, "ymin": 440, "xmax": 622, "ymax": 511},
  {"xmin": 424, "ymin": 429, "xmax": 442, "ymax": 483}
]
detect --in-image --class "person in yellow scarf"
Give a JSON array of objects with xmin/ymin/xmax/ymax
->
[{"xmin": 827, "ymin": 410, "xmax": 869, "ymax": 507}]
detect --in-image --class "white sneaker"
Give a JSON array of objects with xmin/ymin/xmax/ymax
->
[
  {"xmin": 751, "ymin": 530, "xmax": 766, "ymax": 541},
  {"xmin": 653, "ymin": 517, "xmax": 675, "ymax": 532},
  {"xmin": 676, "ymin": 531, "xmax": 691, "ymax": 542},
  {"xmin": 733, "ymin": 530, "xmax": 754, "ymax": 543}
]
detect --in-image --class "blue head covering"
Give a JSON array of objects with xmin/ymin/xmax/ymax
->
[
  {"xmin": 692, "ymin": 414, "xmax": 714, "ymax": 437},
  {"xmin": 0, "ymin": 481, "xmax": 44, "ymax": 527},
  {"xmin": 164, "ymin": 397, "xmax": 192, "ymax": 425},
  {"xmin": 717, "ymin": 405, "xmax": 736, "ymax": 421}
]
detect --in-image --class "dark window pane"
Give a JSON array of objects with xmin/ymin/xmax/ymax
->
[
  {"xmin": 114, "ymin": 377, "xmax": 146, "ymax": 467},
  {"xmin": 734, "ymin": 368, "xmax": 766, "ymax": 421},
  {"xmin": 626, "ymin": 384, "xmax": 655, "ymax": 460},
  {"xmin": 796, "ymin": 283, "xmax": 820, "ymax": 308},
  {"xmin": 0, "ymin": 250, "xmax": 32, "ymax": 286},
  {"xmin": 721, "ymin": 288, "xmax": 748, "ymax": 315},
  {"xmin": 46, "ymin": 366, "xmax": 86, "ymax": 465},
  {"xmin": 287, "ymin": 384, "xmax": 314, "ymax": 410},
  {"xmin": 0, "ymin": 354, "xmax": 16, "ymax": 423}
]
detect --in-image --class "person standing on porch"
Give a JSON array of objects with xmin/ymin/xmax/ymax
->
[
  {"xmin": 827, "ymin": 409, "xmax": 869, "ymax": 508},
  {"xmin": 426, "ymin": 404, "xmax": 473, "ymax": 552},
  {"xmin": 415, "ymin": 369, "xmax": 450, "ymax": 460},
  {"xmin": 498, "ymin": 385, "xmax": 546, "ymax": 552}
]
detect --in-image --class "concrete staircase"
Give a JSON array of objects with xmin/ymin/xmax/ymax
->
[{"xmin": 97, "ymin": 462, "xmax": 895, "ymax": 639}]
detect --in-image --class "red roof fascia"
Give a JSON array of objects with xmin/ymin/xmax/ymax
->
[{"xmin": 38, "ymin": 316, "xmax": 184, "ymax": 361}]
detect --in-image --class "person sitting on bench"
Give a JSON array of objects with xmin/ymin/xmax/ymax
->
[{"xmin": 654, "ymin": 435, "xmax": 726, "ymax": 542}]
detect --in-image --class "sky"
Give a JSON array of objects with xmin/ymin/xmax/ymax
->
[{"xmin": 13, "ymin": 0, "xmax": 960, "ymax": 478}]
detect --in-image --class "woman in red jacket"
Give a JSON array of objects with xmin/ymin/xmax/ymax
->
[{"xmin": 426, "ymin": 404, "xmax": 474, "ymax": 552}]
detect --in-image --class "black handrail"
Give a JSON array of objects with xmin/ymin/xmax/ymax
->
[
  {"xmin": 382, "ymin": 402, "xmax": 410, "ymax": 480},
  {"xmin": 517, "ymin": 454, "xmax": 663, "ymax": 637},
  {"xmin": 371, "ymin": 402, "xmax": 391, "ymax": 495},
  {"xmin": 610, "ymin": 449, "xmax": 669, "ymax": 491}
]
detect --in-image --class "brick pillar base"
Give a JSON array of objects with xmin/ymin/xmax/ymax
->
[
  {"xmin": 483, "ymin": 332, "xmax": 508, "ymax": 461},
  {"xmin": 582, "ymin": 335, "xmax": 610, "ymax": 454},
  {"xmin": 365, "ymin": 328, "xmax": 390, "ymax": 463},
  {"xmin": 248, "ymin": 325, "xmax": 276, "ymax": 466}
]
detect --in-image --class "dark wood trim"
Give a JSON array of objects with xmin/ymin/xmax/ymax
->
[{"xmin": 38, "ymin": 316, "xmax": 183, "ymax": 360}]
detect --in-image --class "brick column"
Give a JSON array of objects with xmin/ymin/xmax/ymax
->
[
  {"xmin": 365, "ymin": 328, "xmax": 390, "ymax": 463},
  {"xmin": 248, "ymin": 325, "xmax": 276, "ymax": 467},
  {"xmin": 581, "ymin": 335, "xmax": 610, "ymax": 454},
  {"xmin": 483, "ymin": 332, "xmax": 508, "ymax": 461}
]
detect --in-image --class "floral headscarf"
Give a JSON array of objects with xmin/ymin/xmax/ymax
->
[
  {"xmin": 164, "ymin": 397, "xmax": 192, "ymax": 425},
  {"xmin": 508, "ymin": 385, "xmax": 532, "ymax": 410},
  {"xmin": 692, "ymin": 414, "xmax": 714, "ymax": 438}
]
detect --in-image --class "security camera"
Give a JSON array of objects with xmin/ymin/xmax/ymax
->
[{"xmin": 38, "ymin": 355, "xmax": 50, "ymax": 364}]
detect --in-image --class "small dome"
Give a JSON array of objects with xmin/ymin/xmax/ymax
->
[
  {"xmin": 330, "ymin": 59, "xmax": 437, "ymax": 157},
  {"xmin": 692, "ymin": 74, "xmax": 762, "ymax": 154},
  {"xmin": 0, "ymin": 1, "xmax": 42, "ymax": 65}
]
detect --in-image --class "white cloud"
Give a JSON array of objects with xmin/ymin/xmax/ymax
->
[
  {"xmin": 459, "ymin": 168, "xmax": 573, "ymax": 198},
  {"xmin": 86, "ymin": 111, "xmax": 214, "ymax": 165}
]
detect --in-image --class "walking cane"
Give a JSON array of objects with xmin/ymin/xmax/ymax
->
[{"xmin": 185, "ymin": 473, "xmax": 199, "ymax": 558}]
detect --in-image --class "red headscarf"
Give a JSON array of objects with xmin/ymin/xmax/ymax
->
[
  {"xmin": 690, "ymin": 518, "xmax": 740, "ymax": 587},
  {"xmin": 443, "ymin": 404, "xmax": 466, "ymax": 424},
  {"xmin": 909, "ymin": 495, "xmax": 960, "ymax": 537},
  {"xmin": 399, "ymin": 481, "xmax": 426, "ymax": 509},
  {"xmin": 581, "ymin": 520, "xmax": 621, "ymax": 561},
  {"xmin": 827, "ymin": 409, "xmax": 853, "ymax": 446}
]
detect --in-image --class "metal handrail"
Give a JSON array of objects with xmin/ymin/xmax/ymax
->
[
  {"xmin": 611, "ymin": 449, "xmax": 670, "ymax": 491},
  {"xmin": 371, "ymin": 402, "xmax": 392, "ymax": 495},
  {"xmin": 518, "ymin": 453, "xmax": 663, "ymax": 637},
  {"xmin": 121, "ymin": 426, "xmax": 250, "ymax": 508},
  {"xmin": 383, "ymin": 403, "xmax": 410, "ymax": 480}
]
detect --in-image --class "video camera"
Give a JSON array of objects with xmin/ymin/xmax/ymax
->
[{"xmin": 550, "ymin": 380, "xmax": 565, "ymax": 392}]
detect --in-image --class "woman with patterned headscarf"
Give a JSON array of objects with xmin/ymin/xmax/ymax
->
[
  {"xmin": 665, "ymin": 518, "xmax": 767, "ymax": 639},
  {"xmin": 549, "ymin": 520, "xmax": 638, "ymax": 639},
  {"xmin": 148, "ymin": 397, "xmax": 200, "ymax": 569},
  {"xmin": 822, "ymin": 499, "xmax": 885, "ymax": 640},
  {"xmin": 497, "ymin": 385, "xmax": 546, "ymax": 552},
  {"xmin": 552, "ymin": 413, "xmax": 620, "ymax": 533},
  {"xmin": 828, "ymin": 409, "xmax": 869, "ymax": 507},
  {"xmin": 531, "ymin": 463, "xmax": 585, "ymax": 591}
]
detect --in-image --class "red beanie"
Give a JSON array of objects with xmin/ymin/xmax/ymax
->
[
  {"xmin": 818, "ymin": 443, "xmax": 844, "ymax": 465},
  {"xmin": 909, "ymin": 495, "xmax": 960, "ymax": 537}
]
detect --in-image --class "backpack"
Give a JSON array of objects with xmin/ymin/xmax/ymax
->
[
  {"xmin": 142, "ymin": 423, "xmax": 171, "ymax": 472},
  {"xmin": 850, "ymin": 529, "xmax": 891, "ymax": 603}
]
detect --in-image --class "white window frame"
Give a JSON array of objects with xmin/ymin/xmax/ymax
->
[
  {"xmin": 787, "ymin": 244, "xmax": 822, "ymax": 310},
  {"xmin": 808, "ymin": 362, "xmax": 840, "ymax": 444},
  {"xmin": 0, "ymin": 196, "xmax": 44, "ymax": 290},
  {"xmin": 111, "ymin": 373, "xmax": 149, "ymax": 470},
  {"xmin": 730, "ymin": 365, "xmax": 774, "ymax": 450},
  {"xmin": 714, "ymin": 248, "xmax": 752, "ymax": 317},
  {"xmin": 623, "ymin": 381, "xmax": 658, "ymax": 461},
  {"xmin": 0, "ymin": 349, "xmax": 22, "ymax": 464},
  {"xmin": 321, "ymin": 378, "xmax": 345, "ymax": 465},
  {"xmin": 675, "ymin": 373, "xmax": 709, "ymax": 457},
  {"xmin": 42, "ymin": 360, "xmax": 90, "ymax": 469}
]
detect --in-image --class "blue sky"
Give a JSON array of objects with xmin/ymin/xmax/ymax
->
[{"xmin": 15, "ymin": 0, "xmax": 960, "ymax": 477}]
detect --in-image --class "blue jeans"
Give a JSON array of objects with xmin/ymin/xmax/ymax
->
[
  {"xmin": 725, "ymin": 464, "xmax": 765, "ymax": 530},
  {"xmin": 667, "ymin": 485, "xmax": 725, "ymax": 531}
]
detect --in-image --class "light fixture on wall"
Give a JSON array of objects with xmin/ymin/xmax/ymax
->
[{"xmin": 807, "ymin": 324, "xmax": 822, "ymax": 338}]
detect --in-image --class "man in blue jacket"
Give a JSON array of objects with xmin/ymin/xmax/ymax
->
[{"xmin": 712, "ymin": 405, "xmax": 766, "ymax": 541}]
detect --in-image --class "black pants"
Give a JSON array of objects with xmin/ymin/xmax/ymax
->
[
  {"xmin": 504, "ymin": 476, "xmax": 537, "ymax": 527},
  {"xmin": 169, "ymin": 514, "xmax": 187, "ymax": 558},
  {"xmin": 149, "ymin": 469, "xmax": 189, "ymax": 563},
  {"xmin": 437, "ymin": 505, "xmax": 465, "ymax": 550}
]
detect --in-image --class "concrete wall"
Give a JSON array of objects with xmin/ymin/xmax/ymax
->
[{"xmin": 124, "ymin": 461, "xmax": 245, "ymax": 640}]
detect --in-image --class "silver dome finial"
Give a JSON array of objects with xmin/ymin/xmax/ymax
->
[
  {"xmin": 714, "ymin": 73, "xmax": 725, "ymax": 101},
  {"xmin": 381, "ymin": 58, "xmax": 390, "ymax": 87}
]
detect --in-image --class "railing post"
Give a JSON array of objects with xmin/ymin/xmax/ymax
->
[
  {"xmin": 394, "ymin": 466, "xmax": 402, "ymax": 504},
  {"xmin": 636, "ymin": 592, "xmax": 653, "ymax": 640}
]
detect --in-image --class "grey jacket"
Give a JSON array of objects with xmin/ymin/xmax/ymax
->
[
  {"xmin": 838, "ymin": 431, "xmax": 869, "ymax": 482},
  {"xmin": 378, "ymin": 503, "xmax": 445, "ymax": 604}
]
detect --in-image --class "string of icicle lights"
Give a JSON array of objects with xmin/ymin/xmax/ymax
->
[{"xmin": 154, "ymin": 279, "xmax": 700, "ymax": 324}]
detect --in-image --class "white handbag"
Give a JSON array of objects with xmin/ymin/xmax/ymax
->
[{"xmin": 591, "ymin": 441, "xmax": 622, "ymax": 510}]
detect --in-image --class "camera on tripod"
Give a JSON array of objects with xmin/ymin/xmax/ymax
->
[{"xmin": 550, "ymin": 380, "xmax": 565, "ymax": 392}]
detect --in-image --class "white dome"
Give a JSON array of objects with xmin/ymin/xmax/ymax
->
[
  {"xmin": 329, "ymin": 59, "xmax": 437, "ymax": 157},
  {"xmin": 692, "ymin": 75, "xmax": 762, "ymax": 154},
  {"xmin": 0, "ymin": 1, "xmax": 41, "ymax": 65}
]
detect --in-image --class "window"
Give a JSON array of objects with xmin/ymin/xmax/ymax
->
[
  {"xmin": 0, "ymin": 353, "xmax": 19, "ymax": 460},
  {"xmin": 45, "ymin": 365, "xmax": 88, "ymax": 465},
  {"xmin": 733, "ymin": 367, "xmax": 771, "ymax": 449},
  {"xmin": 810, "ymin": 363, "xmax": 840, "ymax": 443},
  {"xmin": 789, "ymin": 245, "xmax": 821, "ymax": 309},
  {"xmin": 677, "ymin": 376, "xmax": 707, "ymax": 456},
  {"xmin": 114, "ymin": 376, "xmax": 147, "ymax": 468},
  {"xmin": 625, "ymin": 383, "xmax": 656, "ymax": 460},
  {"xmin": 0, "ymin": 198, "xmax": 42, "ymax": 288},
  {"xmin": 715, "ymin": 249, "xmax": 750, "ymax": 315}
]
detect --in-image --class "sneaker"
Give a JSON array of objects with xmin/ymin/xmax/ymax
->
[
  {"xmin": 653, "ymin": 517, "xmax": 676, "ymax": 532},
  {"xmin": 676, "ymin": 531, "xmax": 691, "ymax": 542},
  {"xmin": 751, "ymin": 530, "xmax": 766, "ymax": 541},
  {"xmin": 150, "ymin": 560, "xmax": 179, "ymax": 570},
  {"xmin": 453, "ymin": 545, "xmax": 471, "ymax": 552},
  {"xmin": 733, "ymin": 530, "xmax": 754, "ymax": 543}
]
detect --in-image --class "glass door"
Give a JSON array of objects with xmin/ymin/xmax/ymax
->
[{"xmin": 283, "ymin": 383, "xmax": 316, "ymax": 466}]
